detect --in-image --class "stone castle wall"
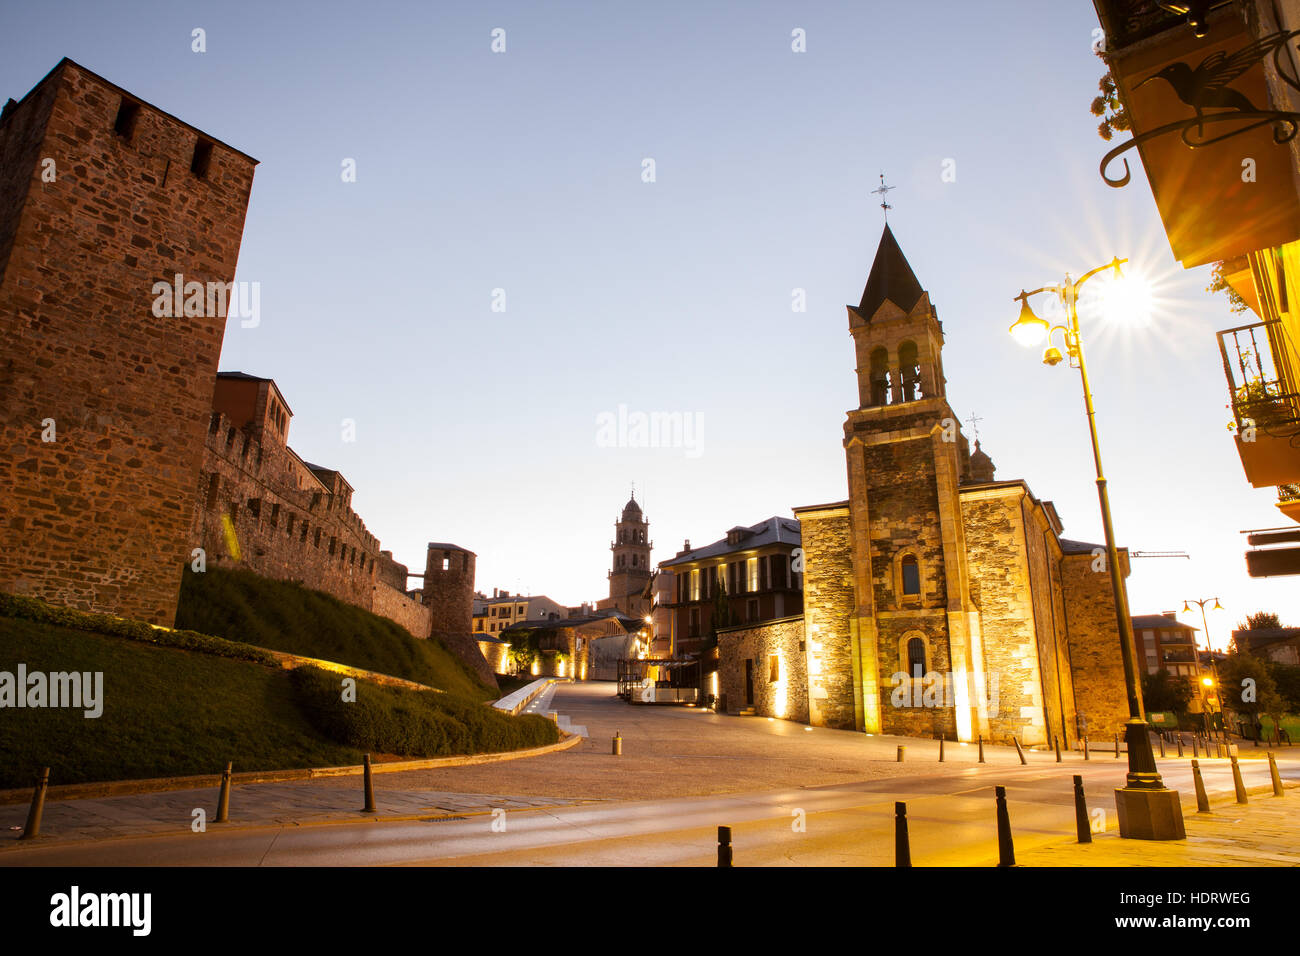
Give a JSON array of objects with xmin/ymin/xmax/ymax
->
[
  {"xmin": 371, "ymin": 580, "xmax": 432, "ymax": 639},
  {"xmin": 0, "ymin": 60, "xmax": 256, "ymax": 626},
  {"xmin": 189, "ymin": 411, "xmax": 380, "ymax": 609}
]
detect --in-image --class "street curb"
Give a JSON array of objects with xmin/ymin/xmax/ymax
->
[{"xmin": 0, "ymin": 731, "xmax": 582, "ymax": 806}]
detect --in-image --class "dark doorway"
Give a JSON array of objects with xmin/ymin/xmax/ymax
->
[{"xmin": 745, "ymin": 659, "xmax": 754, "ymax": 706}]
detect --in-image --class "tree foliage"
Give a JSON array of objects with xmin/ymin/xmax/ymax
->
[
  {"xmin": 1141, "ymin": 669, "xmax": 1196, "ymax": 714},
  {"xmin": 1216, "ymin": 652, "xmax": 1287, "ymax": 738}
]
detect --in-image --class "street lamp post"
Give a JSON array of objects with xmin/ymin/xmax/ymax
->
[
  {"xmin": 1009, "ymin": 258, "xmax": 1185, "ymax": 840},
  {"xmin": 1183, "ymin": 597, "xmax": 1222, "ymax": 739}
]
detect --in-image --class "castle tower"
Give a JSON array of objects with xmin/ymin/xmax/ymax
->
[
  {"xmin": 605, "ymin": 493, "xmax": 652, "ymax": 617},
  {"xmin": 0, "ymin": 60, "xmax": 257, "ymax": 625},
  {"xmin": 804, "ymin": 224, "xmax": 988, "ymax": 740},
  {"xmin": 423, "ymin": 543, "xmax": 476, "ymax": 635}
]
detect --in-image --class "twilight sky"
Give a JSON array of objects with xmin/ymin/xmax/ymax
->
[{"xmin": 3, "ymin": 0, "xmax": 1292, "ymax": 649}]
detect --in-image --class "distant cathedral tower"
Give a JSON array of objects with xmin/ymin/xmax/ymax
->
[{"xmin": 598, "ymin": 491, "xmax": 652, "ymax": 617}]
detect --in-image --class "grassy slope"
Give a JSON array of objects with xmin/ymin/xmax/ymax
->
[
  {"xmin": 0, "ymin": 617, "xmax": 359, "ymax": 789},
  {"xmin": 0, "ymin": 612, "xmax": 559, "ymax": 788},
  {"xmin": 175, "ymin": 567, "xmax": 493, "ymax": 701}
]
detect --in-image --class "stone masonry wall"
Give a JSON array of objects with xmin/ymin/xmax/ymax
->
[
  {"xmin": 797, "ymin": 507, "xmax": 857, "ymax": 729},
  {"xmin": 424, "ymin": 545, "xmax": 475, "ymax": 634},
  {"xmin": 960, "ymin": 489, "xmax": 1049, "ymax": 745},
  {"xmin": 0, "ymin": 60, "xmax": 256, "ymax": 625},
  {"xmin": 856, "ymin": 421, "xmax": 957, "ymax": 740},
  {"xmin": 371, "ymin": 581, "xmax": 431, "ymax": 639},
  {"xmin": 1062, "ymin": 551, "xmax": 1142, "ymax": 741},
  {"xmin": 718, "ymin": 616, "xmax": 808, "ymax": 723},
  {"xmin": 189, "ymin": 411, "xmax": 380, "ymax": 609},
  {"xmin": 1020, "ymin": 498, "xmax": 1077, "ymax": 749}
]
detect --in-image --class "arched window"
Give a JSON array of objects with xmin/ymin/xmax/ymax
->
[
  {"xmin": 906, "ymin": 637, "xmax": 925, "ymax": 679},
  {"xmin": 869, "ymin": 347, "xmax": 891, "ymax": 406},
  {"xmin": 901, "ymin": 555, "xmax": 920, "ymax": 596},
  {"xmin": 898, "ymin": 340, "xmax": 920, "ymax": 402}
]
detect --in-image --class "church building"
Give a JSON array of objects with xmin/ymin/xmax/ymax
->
[{"xmin": 716, "ymin": 225, "xmax": 1141, "ymax": 747}]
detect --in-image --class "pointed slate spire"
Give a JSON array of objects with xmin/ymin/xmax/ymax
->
[{"xmin": 858, "ymin": 223, "xmax": 924, "ymax": 319}]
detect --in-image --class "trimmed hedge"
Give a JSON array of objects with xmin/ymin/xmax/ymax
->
[
  {"xmin": 0, "ymin": 592, "xmax": 279, "ymax": 667},
  {"xmin": 290, "ymin": 666, "xmax": 560, "ymax": 757}
]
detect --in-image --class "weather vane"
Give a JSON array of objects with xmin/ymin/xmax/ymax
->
[
  {"xmin": 966, "ymin": 412, "xmax": 982, "ymax": 443},
  {"xmin": 871, "ymin": 172, "xmax": 894, "ymax": 220}
]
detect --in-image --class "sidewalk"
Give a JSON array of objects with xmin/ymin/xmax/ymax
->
[
  {"xmin": 1016, "ymin": 783, "xmax": 1300, "ymax": 866},
  {"xmin": 0, "ymin": 782, "xmax": 602, "ymax": 848}
]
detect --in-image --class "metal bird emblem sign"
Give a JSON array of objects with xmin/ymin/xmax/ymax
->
[{"xmin": 1101, "ymin": 29, "xmax": 1300, "ymax": 187}]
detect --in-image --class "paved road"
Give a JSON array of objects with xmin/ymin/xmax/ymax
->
[{"xmin": 3, "ymin": 681, "xmax": 1295, "ymax": 865}]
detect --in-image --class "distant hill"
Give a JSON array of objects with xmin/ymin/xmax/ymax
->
[{"xmin": 176, "ymin": 568, "xmax": 494, "ymax": 701}]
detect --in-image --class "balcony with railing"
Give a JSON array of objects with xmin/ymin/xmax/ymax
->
[{"xmin": 1219, "ymin": 319, "xmax": 1300, "ymax": 489}]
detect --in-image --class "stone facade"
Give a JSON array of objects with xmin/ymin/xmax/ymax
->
[
  {"xmin": 0, "ymin": 59, "xmax": 256, "ymax": 626},
  {"xmin": 477, "ymin": 637, "xmax": 510, "ymax": 675},
  {"xmin": 794, "ymin": 506, "xmax": 858, "ymax": 730},
  {"xmin": 1062, "ymin": 548, "xmax": 1142, "ymax": 740},
  {"xmin": 717, "ymin": 615, "xmax": 808, "ymax": 722}
]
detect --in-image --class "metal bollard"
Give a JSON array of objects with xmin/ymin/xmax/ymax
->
[
  {"xmin": 1114, "ymin": 732, "xmax": 1121, "ymax": 759},
  {"xmin": 717, "ymin": 825, "xmax": 733, "ymax": 867},
  {"xmin": 1073, "ymin": 774, "xmax": 1091, "ymax": 844},
  {"xmin": 938, "ymin": 735, "xmax": 945, "ymax": 763},
  {"xmin": 216, "ymin": 761, "xmax": 232, "ymax": 823},
  {"xmin": 978, "ymin": 735, "xmax": 985, "ymax": 764},
  {"xmin": 1054, "ymin": 735, "xmax": 1062, "ymax": 763},
  {"xmin": 1268, "ymin": 752, "xmax": 1284, "ymax": 797},
  {"xmin": 995, "ymin": 785, "xmax": 1015, "ymax": 867},
  {"xmin": 1230, "ymin": 755, "xmax": 1248, "ymax": 804},
  {"xmin": 896, "ymin": 744, "xmax": 905, "ymax": 763},
  {"xmin": 895, "ymin": 802, "xmax": 912, "ymax": 867},
  {"xmin": 1177, "ymin": 735, "xmax": 1184, "ymax": 758},
  {"xmin": 362, "ymin": 753, "xmax": 376, "ymax": 813},
  {"xmin": 1192, "ymin": 759, "xmax": 1211, "ymax": 812},
  {"xmin": 1158, "ymin": 734, "xmax": 1166, "ymax": 758},
  {"xmin": 613, "ymin": 732, "xmax": 623, "ymax": 756},
  {"xmin": 20, "ymin": 767, "xmax": 50, "ymax": 841},
  {"xmin": 1083, "ymin": 735, "xmax": 1090, "ymax": 760},
  {"xmin": 1013, "ymin": 737, "xmax": 1027, "ymax": 765}
]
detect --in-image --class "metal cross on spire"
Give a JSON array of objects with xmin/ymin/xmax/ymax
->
[
  {"xmin": 871, "ymin": 172, "xmax": 895, "ymax": 220},
  {"xmin": 966, "ymin": 412, "xmax": 983, "ymax": 443}
]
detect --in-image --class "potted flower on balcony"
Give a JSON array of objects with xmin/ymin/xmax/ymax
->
[
  {"xmin": 1278, "ymin": 484, "xmax": 1300, "ymax": 523},
  {"xmin": 1235, "ymin": 378, "xmax": 1291, "ymax": 428}
]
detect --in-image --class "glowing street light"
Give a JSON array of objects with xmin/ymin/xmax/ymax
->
[{"xmin": 1009, "ymin": 256, "xmax": 1181, "ymax": 840}]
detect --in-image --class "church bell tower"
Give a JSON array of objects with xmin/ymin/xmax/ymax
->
[
  {"xmin": 606, "ymin": 491, "xmax": 652, "ymax": 617},
  {"xmin": 841, "ymin": 224, "xmax": 989, "ymax": 742}
]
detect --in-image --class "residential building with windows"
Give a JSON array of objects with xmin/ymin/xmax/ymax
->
[
  {"xmin": 657, "ymin": 517, "xmax": 804, "ymax": 657},
  {"xmin": 1132, "ymin": 613, "xmax": 1202, "ymax": 678},
  {"xmin": 472, "ymin": 589, "xmax": 568, "ymax": 635}
]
